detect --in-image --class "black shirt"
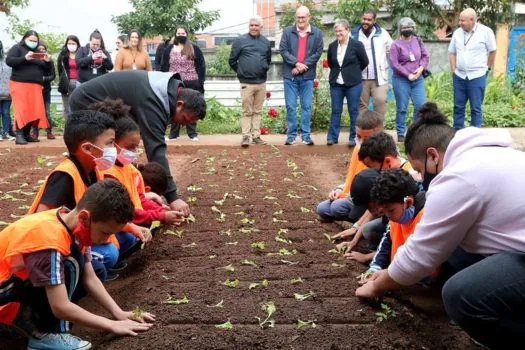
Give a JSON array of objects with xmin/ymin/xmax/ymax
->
[{"xmin": 6, "ymin": 43, "xmax": 50, "ymax": 85}]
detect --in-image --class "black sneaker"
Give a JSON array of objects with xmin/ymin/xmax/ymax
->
[
  {"xmin": 301, "ymin": 138, "xmax": 314, "ymax": 146},
  {"xmin": 252, "ymin": 137, "xmax": 267, "ymax": 145},
  {"xmin": 105, "ymin": 271, "xmax": 119, "ymax": 281},
  {"xmin": 241, "ymin": 136, "xmax": 250, "ymax": 147},
  {"xmin": 109, "ymin": 261, "xmax": 128, "ymax": 272},
  {"xmin": 285, "ymin": 138, "xmax": 296, "ymax": 145}
]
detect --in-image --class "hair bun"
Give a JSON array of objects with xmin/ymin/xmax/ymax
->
[{"xmin": 416, "ymin": 102, "xmax": 448, "ymax": 125}]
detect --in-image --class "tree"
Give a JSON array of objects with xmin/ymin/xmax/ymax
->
[
  {"xmin": 279, "ymin": 0, "xmax": 328, "ymax": 29},
  {"xmin": 112, "ymin": 0, "xmax": 220, "ymax": 38},
  {"xmin": 6, "ymin": 14, "xmax": 66, "ymax": 55},
  {"xmin": 0, "ymin": 0, "xmax": 28, "ymax": 14},
  {"xmin": 333, "ymin": 0, "xmax": 379, "ymax": 30}
]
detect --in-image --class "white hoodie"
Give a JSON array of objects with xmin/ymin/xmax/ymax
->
[{"xmin": 389, "ymin": 127, "xmax": 525, "ymax": 285}]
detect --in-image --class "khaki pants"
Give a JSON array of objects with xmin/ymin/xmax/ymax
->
[
  {"xmin": 240, "ymin": 83, "xmax": 266, "ymax": 137},
  {"xmin": 359, "ymin": 80, "xmax": 389, "ymax": 118}
]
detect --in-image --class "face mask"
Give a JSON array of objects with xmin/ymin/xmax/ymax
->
[
  {"xmin": 117, "ymin": 148, "xmax": 138, "ymax": 165},
  {"xmin": 422, "ymin": 152, "xmax": 439, "ymax": 191},
  {"xmin": 89, "ymin": 144, "xmax": 117, "ymax": 171},
  {"xmin": 176, "ymin": 36, "xmax": 187, "ymax": 44},
  {"xmin": 395, "ymin": 200, "xmax": 415, "ymax": 224},
  {"xmin": 401, "ymin": 30, "xmax": 414, "ymax": 37},
  {"xmin": 73, "ymin": 217, "xmax": 93, "ymax": 247},
  {"xmin": 25, "ymin": 41, "xmax": 38, "ymax": 50},
  {"xmin": 67, "ymin": 44, "xmax": 77, "ymax": 53}
]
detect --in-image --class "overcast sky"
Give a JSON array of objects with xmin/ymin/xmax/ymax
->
[{"xmin": 0, "ymin": 0, "xmax": 255, "ymax": 51}]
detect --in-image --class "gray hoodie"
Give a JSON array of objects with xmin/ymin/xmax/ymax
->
[{"xmin": 0, "ymin": 58, "xmax": 12, "ymax": 99}]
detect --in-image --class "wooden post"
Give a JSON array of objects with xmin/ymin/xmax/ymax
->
[{"xmin": 494, "ymin": 24, "xmax": 510, "ymax": 77}]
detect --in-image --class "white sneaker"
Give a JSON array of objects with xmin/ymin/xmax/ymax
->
[{"xmin": 190, "ymin": 137, "xmax": 199, "ymax": 142}]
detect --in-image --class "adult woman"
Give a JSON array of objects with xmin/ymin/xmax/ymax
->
[
  {"xmin": 0, "ymin": 40, "xmax": 15, "ymax": 140},
  {"xmin": 389, "ymin": 17, "xmax": 429, "ymax": 143},
  {"xmin": 161, "ymin": 25, "xmax": 205, "ymax": 141},
  {"xmin": 327, "ymin": 19, "xmax": 369, "ymax": 146},
  {"xmin": 111, "ymin": 34, "xmax": 127, "ymax": 69},
  {"xmin": 6, "ymin": 30, "xmax": 49, "ymax": 145},
  {"xmin": 57, "ymin": 35, "xmax": 81, "ymax": 123},
  {"xmin": 76, "ymin": 30, "xmax": 113, "ymax": 84},
  {"xmin": 32, "ymin": 41, "xmax": 56, "ymax": 140},
  {"xmin": 115, "ymin": 29, "xmax": 152, "ymax": 71},
  {"xmin": 356, "ymin": 102, "xmax": 525, "ymax": 349}
]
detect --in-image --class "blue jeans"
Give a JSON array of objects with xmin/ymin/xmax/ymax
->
[
  {"xmin": 393, "ymin": 76, "xmax": 426, "ymax": 137},
  {"xmin": 0, "ymin": 100, "xmax": 12, "ymax": 135},
  {"xmin": 284, "ymin": 76, "xmax": 314, "ymax": 141},
  {"xmin": 442, "ymin": 250, "xmax": 525, "ymax": 348},
  {"xmin": 452, "ymin": 73, "xmax": 487, "ymax": 129},
  {"xmin": 316, "ymin": 197, "xmax": 366, "ymax": 223},
  {"xmin": 328, "ymin": 83, "xmax": 363, "ymax": 143},
  {"xmin": 91, "ymin": 232, "xmax": 138, "ymax": 274}
]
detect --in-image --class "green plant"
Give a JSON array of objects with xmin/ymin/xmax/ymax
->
[
  {"xmin": 222, "ymin": 278, "xmax": 239, "ymax": 288},
  {"xmin": 255, "ymin": 301, "xmax": 276, "ymax": 328},
  {"xmin": 376, "ymin": 303, "xmax": 396, "ymax": 323},
  {"xmin": 164, "ymin": 295, "xmax": 189, "ymax": 305},
  {"xmin": 207, "ymin": 300, "xmax": 224, "ymax": 308},
  {"xmin": 294, "ymin": 291, "xmax": 316, "ymax": 301},
  {"xmin": 296, "ymin": 319, "xmax": 317, "ymax": 329},
  {"xmin": 251, "ymin": 242, "xmax": 266, "ymax": 250},
  {"xmin": 131, "ymin": 307, "xmax": 145, "ymax": 321},
  {"xmin": 216, "ymin": 320, "xmax": 233, "ymax": 330},
  {"xmin": 207, "ymin": 43, "xmax": 234, "ymax": 75},
  {"xmin": 290, "ymin": 277, "xmax": 304, "ymax": 284}
]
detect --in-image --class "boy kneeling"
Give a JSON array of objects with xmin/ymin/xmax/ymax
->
[{"xmin": 0, "ymin": 180, "xmax": 154, "ymax": 350}]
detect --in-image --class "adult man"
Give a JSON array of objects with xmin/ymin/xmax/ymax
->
[
  {"xmin": 279, "ymin": 6, "xmax": 323, "ymax": 145},
  {"xmin": 229, "ymin": 16, "xmax": 272, "ymax": 147},
  {"xmin": 351, "ymin": 9, "xmax": 392, "ymax": 127},
  {"xmin": 448, "ymin": 8, "xmax": 496, "ymax": 129},
  {"xmin": 69, "ymin": 70, "xmax": 206, "ymax": 216}
]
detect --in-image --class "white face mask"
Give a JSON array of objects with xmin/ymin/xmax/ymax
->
[
  {"xmin": 67, "ymin": 44, "xmax": 78, "ymax": 53},
  {"xmin": 117, "ymin": 148, "xmax": 138, "ymax": 165},
  {"xmin": 89, "ymin": 144, "xmax": 117, "ymax": 171}
]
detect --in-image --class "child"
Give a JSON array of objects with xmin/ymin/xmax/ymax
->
[
  {"xmin": 0, "ymin": 180, "xmax": 155, "ymax": 350},
  {"xmin": 29, "ymin": 110, "xmax": 149, "ymax": 281},
  {"xmin": 317, "ymin": 111, "xmax": 383, "ymax": 223},
  {"xmin": 365, "ymin": 168, "xmax": 425, "ymax": 276}
]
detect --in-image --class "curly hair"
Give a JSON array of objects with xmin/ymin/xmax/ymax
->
[
  {"xmin": 64, "ymin": 110, "xmax": 115, "ymax": 153},
  {"xmin": 77, "ymin": 179, "xmax": 134, "ymax": 224},
  {"xmin": 370, "ymin": 168, "xmax": 418, "ymax": 204},
  {"xmin": 137, "ymin": 162, "xmax": 168, "ymax": 195},
  {"xmin": 358, "ymin": 131, "xmax": 398, "ymax": 162},
  {"xmin": 87, "ymin": 98, "xmax": 139, "ymax": 141}
]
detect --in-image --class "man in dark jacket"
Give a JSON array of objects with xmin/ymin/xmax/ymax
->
[
  {"xmin": 279, "ymin": 6, "xmax": 323, "ymax": 146},
  {"xmin": 229, "ymin": 16, "xmax": 272, "ymax": 147},
  {"xmin": 69, "ymin": 70, "xmax": 206, "ymax": 215}
]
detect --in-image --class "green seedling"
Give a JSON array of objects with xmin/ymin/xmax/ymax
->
[
  {"xmin": 292, "ymin": 171, "xmax": 304, "ymax": 178},
  {"xmin": 9, "ymin": 214, "xmax": 25, "ymax": 219},
  {"xmin": 300, "ymin": 207, "xmax": 310, "ymax": 213},
  {"xmin": 181, "ymin": 242, "xmax": 197, "ymax": 248},
  {"xmin": 206, "ymin": 300, "xmax": 224, "ymax": 308},
  {"xmin": 249, "ymin": 282, "xmax": 260, "ymax": 290},
  {"xmin": 376, "ymin": 303, "xmax": 396, "ymax": 323},
  {"xmin": 216, "ymin": 320, "xmax": 233, "ymax": 330},
  {"xmin": 299, "ymin": 184, "xmax": 318, "ymax": 191},
  {"xmin": 164, "ymin": 295, "xmax": 189, "ymax": 305},
  {"xmin": 214, "ymin": 192, "xmax": 229, "ymax": 206},
  {"xmin": 37, "ymin": 179, "xmax": 45, "ymax": 185},
  {"xmin": 357, "ymin": 271, "xmax": 374, "ymax": 285},
  {"xmin": 239, "ymin": 227, "xmax": 259, "ymax": 234},
  {"xmin": 272, "ymin": 218, "xmax": 288, "ymax": 223},
  {"xmin": 251, "ymin": 242, "xmax": 266, "ymax": 250},
  {"xmin": 260, "ymin": 171, "xmax": 268, "ymax": 177},
  {"xmin": 226, "ymin": 241, "xmax": 238, "ymax": 246},
  {"xmin": 328, "ymin": 246, "xmax": 349, "ymax": 256},
  {"xmin": 323, "ymin": 233, "xmax": 335, "ymax": 244},
  {"xmin": 209, "ymin": 255, "xmax": 217, "ymax": 259},
  {"xmin": 255, "ymin": 301, "xmax": 276, "ymax": 328},
  {"xmin": 183, "ymin": 214, "xmax": 196, "ymax": 224},
  {"xmin": 296, "ymin": 319, "xmax": 317, "ymax": 329},
  {"xmin": 131, "ymin": 307, "xmax": 145, "ymax": 321},
  {"xmin": 261, "ymin": 279, "xmax": 269, "ymax": 287},
  {"xmin": 263, "ymin": 196, "xmax": 278, "ymax": 200},
  {"xmin": 222, "ymin": 278, "xmax": 239, "ymax": 288},
  {"xmin": 275, "ymin": 236, "xmax": 293, "ymax": 244},
  {"xmin": 187, "ymin": 197, "xmax": 197, "ymax": 204},
  {"xmin": 331, "ymin": 263, "xmax": 346, "ymax": 268},
  {"xmin": 0, "ymin": 194, "xmax": 26, "ymax": 202},
  {"xmin": 150, "ymin": 221, "xmax": 161, "ymax": 230},
  {"xmin": 206, "ymin": 167, "xmax": 216, "ymax": 175},
  {"xmin": 162, "ymin": 275, "xmax": 170, "ymax": 280},
  {"xmin": 164, "ymin": 229, "xmax": 184, "ymax": 238},
  {"xmin": 287, "ymin": 160, "xmax": 297, "ymax": 169},
  {"xmin": 209, "ymin": 184, "xmax": 219, "ymax": 188},
  {"xmin": 216, "ymin": 213, "xmax": 226, "ymax": 222},
  {"xmin": 266, "ymin": 188, "xmax": 275, "ymax": 193},
  {"xmin": 16, "ymin": 205, "xmax": 30, "ymax": 210},
  {"xmin": 217, "ymin": 263, "xmax": 235, "ymax": 272},
  {"xmin": 19, "ymin": 183, "xmax": 28, "ymax": 188},
  {"xmin": 294, "ymin": 291, "xmax": 316, "ymax": 301},
  {"xmin": 287, "ymin": 190, "xmax": 301, "ymax": 199},
  {"xmin": 290, "ymin": 277, "xmax": 304, "ymax": 284},
  {"xmin": 211, "ymin": 206, "xmax": 222, "ymax": 214},
  {"xmin": 20, "ymin": 191, "xmax": 36, "ymax": 196},
  {"xmin": 206, "ymin": 156, "xmax": 216, "ymax": 163},
  {"xmin": 234, "ymin": 211, "xmax": 245, "ymax": 216},
  {"xmin": 241, "ymin": 259, "xmax": 258, "ymax": 267},
  {"xmin": 240, "ymin": 218, "xmax": 255, "ymax": 225},
  {"xmin": 232, "ymin": 194, "xmax": 243, "ymax": 200},
  {"xmin": 281, "ymin": 259, "xmax": 298, "ymax": 266},
  {"xmin": 219, "ymin": 229, "xmax": 232, "ymax": 236},
  {"xmin": 283, "ymin": 177, "xmax": 293, "ymax": 182},
  {"xmin": 37, "ymin": 156, "xmax": 47, "ymax": 166},
  {"xmin": 273, "ymin": 209, "xmax": 283, "ymax": 215},
  {"xmin": 187, "ymin": 185, "xmax": 203, "ymax": 192}
]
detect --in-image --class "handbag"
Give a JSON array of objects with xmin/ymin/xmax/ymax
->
[
  {"xmin": 416, "ymin": 37, "xmax": 432, "ymax": 79},
  {"xmin": 57, "ymin": 58, "xmax": 70, "ymax": 94}
]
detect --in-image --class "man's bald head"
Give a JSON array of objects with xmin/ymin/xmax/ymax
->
[
  {"xmin": 459, "ymin": 8, "xmax": 477, "ymax": 32},
  {"xmin": 295, "ymin": 5, "xmax": 311, "ymax": 30}
]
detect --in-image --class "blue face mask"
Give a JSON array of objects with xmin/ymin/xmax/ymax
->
[
  {"xmin": 25, "ymin": 40, "xmax": 38, "ymax": 50},
  {"xmin": 395, "ymin": 200, "xmax": 415, "ymax": 224}
]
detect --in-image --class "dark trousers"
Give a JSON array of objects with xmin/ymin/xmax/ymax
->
[
  {"xmin": 442, "ymin": 248, "xmax": 525, "ymax": 348},
  {"xmin": 169, "ymin": 79, "xmax": 202, "ymax": 139},
  {"xmin": 452, "ymin": 73, "xmax": 487, "ymax": 129}
]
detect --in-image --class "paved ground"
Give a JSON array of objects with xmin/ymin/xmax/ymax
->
[{"xmin": 1, "ymin": 128, "xmax": 525, "ymax": 149}]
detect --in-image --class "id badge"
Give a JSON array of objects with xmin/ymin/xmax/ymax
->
[
  {"xmin": 409, "ymin": 53, "xmax": 416, "ymax": 62},
  {"xmin": 132, "ymin": 63, "xmax": 137, "ymax": 70},
  {"xmin": 92, "ymin": 67, "xmax": 98, "ymax": 75}
]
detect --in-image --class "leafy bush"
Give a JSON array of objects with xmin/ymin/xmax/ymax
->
[{"xmin": 207, "ymin": 44, "xmax": 234, "ymax": 76}]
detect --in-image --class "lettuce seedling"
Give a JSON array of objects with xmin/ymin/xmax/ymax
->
[
  {"xmin": 219, "ymin": 229, "xmax": 232, "ymax": 236},
  {"xmin": 290, "ymin": 277, "xmax": 304, "ymax": 284},
  {"xmin": 331, "ymin": 263, "xmax": 346, "ymax": 268},
  {"xmin": 323, "ymin": 233, "xmax": 335, "ymax": 244},
  {"xmin": 131, "ymin": 307, "xmax": 145, "ymax": 321},
  {"xmin": 214, "ymin": 192, "xmax": 229, "ymax": 206},
  {"xmin": 287, "ymin": 190, "xmax": 302, "ymax": 199},
  {"xmin": 216, "ymin": 320, "xmax": 233, "ymax": 330},
  {"xmin": 164, "ymin": 295, "xmax": 189, "ymax": 305},
  {"xmin": 294, "ymin": 291, "xmax": 316, "ymax": 301},
  {"xmin": 255, "ymin": 301, "xmax": 276, "ymax": 329},
  {"xmin": 299, "ymin": 184, "xmax": 318, "ymax": 191},
  {"xmin": 234, "ymin": 211, "xmax": 245, "ymax": 216},
  {"xmin": 211, "ymin": 206, "xmax": 222, "ymax": 214},
  {"xmin": 217, "ymin": 263, "xmax": 235, "ymax": 272},
  {"xmin": 187, "ymin": 185, "xmax": 203, "ymax": 192},
  {"xmin": 226, "ymin": 241, "xmax": 238, "ymax": 246},
  {"xmin": 249, "ymin": 283, "xmax": 259, "ymax": 290},
  {"xmin": 206, "ymin": 300, "xmax": 224, "ymax": 308},
  {"xmin": 300, "ymin": 207, "xmax": 310, "ymax": 213},
  {"xmin": 208, "ymin": 255, "xmax": 217, "ymax": 259},
  {"xmin": 187, "ymin": 197, "xmax": 197, "ymax": 204},
  {"xmin": 183, "ymin": 214, "xmax": 196, "ymax": 224},
  {"xmin": 251, "ymin": 242, "xmax": 266, "ymax": 250},
  {"xmin": 272, "ymin": 218, "xmax": 288, "ymax": 223},
  {"xmin": 275, "ymin": 236, "xmax": 292, "ymax": 244},
  {"xmin": 292, "ymin": 171, "xmax": 304, "ymax": 178},
  {"xmin": 164, "ymin": 229, "xmax": 184, "ymax": 238},
  {"xmin": 273, "ymin": 209, "xmax": 283, "ymax": 215},
  {"xmin": 356, "ymin": 271, "xmax": 374, "ymax": 285},
  {"xmin": 0, "ymin": 221, "xmax": 9, "ymax": 226},
  {"xmin": 263, "ymin": 196, "xmax": 278, "ymax": 200},
  {"xmin": 239, "ymin": 227, "xmax": 259, "ymax": 234},
  {"xmin": 296, "ymin": 319, "xmax": 316, "ymax": 329},
  {"xmin": 240, "ymin": 218, "xmax": 256, "ymax": 225},
  {"xmin": 241, "ymin": 259, "xmax": 258, "ymax": 267},
  {"xmin": 222, "ymin": 278, "xmax": 239, "ymax": 288},
  {"xmin": 266, "ymin": 189, "xmax": 275, "ymax": 193},
  {"xmin": 232, "ymin": 194, "xmax": 243, "ymax": 200},
  {"xmin": 181, "ymin": 242, "xmax": 197, "ymax": 248},
  {"xmin": 216, "ymin": 213, "xmax": 226, "ymax": 222},
  {"xmin": 376, "ymin": 303, "xmax": 396, "ymax": 323},
  {"xmin": 281, "ymin": 260, "xmax": 298, "ymax": 266}
]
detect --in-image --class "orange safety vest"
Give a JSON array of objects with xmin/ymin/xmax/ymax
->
[
  {"xmin": 389, "ymin": 209, "xmax": 425, "ymax": 260},
  {"xmin": 338, "ymin": 146, "xmax": 368, "ymax": 199},
  {"xmin": 102, "ymin": 164, "xmax": 144, "ymax": 210},
  {"xmin": 0, "ymin": 209, "xmax": 72, "ymax": 324}
]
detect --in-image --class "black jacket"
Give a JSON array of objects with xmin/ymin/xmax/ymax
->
[
  {"xmin": 75, "ymin": 44, "xmax": 113, "ymax": 83},
  {"xmin": 6, "ymin": 43, "xmax": 51, "ymax": 85},
  {"xmin": 327, "ymin": 38, "xmax": 369, "ymax": 87},
  {"xmin": 154, "ymin": 42, "xmax": 169, "ymax": 71},
  {"xmin": 160, "ymin": 43, "xmax": 206, "ymax": 88},
  {"xmin": 69, "ymin": 71, "xmax": 184, "ymax": 203},
  {"xmin": 42, "ymin": 58, "xmax": 56, "ymax": 94},
  {"xmin": 229, "ymin": 33, "xmax": 271, "ymax": 84}
]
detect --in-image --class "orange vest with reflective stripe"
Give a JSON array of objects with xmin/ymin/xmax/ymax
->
[
  {"xmin": 389, "ymin": 209, "xmax": 425, "ymax": 260},
  {"xmin": 338, "ymin": 146, "xmax": 368, "ymax": 199},
  {"xmin": 0, "ymin": 209, "xmax": 72, "ymax": 324},
  {"xmin": 102, "ymin": 164, "xmax": 144, "ymax": 210},
  {"xmin": 28, "ymin": 158, "xmax": 103, "ymax": 214}
]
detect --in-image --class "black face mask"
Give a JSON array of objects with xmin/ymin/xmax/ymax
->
[
  {"xmin": 422, "ymin": 153, "xmax": 439, "ymax": 191},
  {"xmin": 176, "ymin": 36, "xmax": 187, "ymax": 44},
  {"xmin": 401, "ymin": 30, "xmax": 414, "ymax": 37}
]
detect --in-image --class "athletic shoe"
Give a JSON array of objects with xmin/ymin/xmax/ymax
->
[
  {"xmin": 285, "ymin": 137, "xmax": 296, "ymax": 145},
  {"xmin": 27, "ymin": 333, "xmax": 91, "ymax": 350},
  {"xmin": 327, "ymin": 140, "xmax": 337, "ymax": 146},
  {"xmin": 301, "ymin": 138, "xmax": 314, "ymax": 145},
  {"xmin": 252, "ymin": 137, "xmax": 267, "ymax": 145},
  {"xmin": 190, "ymin": 137, "xmax": 199, "ymax": 142},
  {"xmin": 108, "ymin": 261, "xmax": 128, "ymax": 272},
  {"xmin": 105, "ymin": 271, "xmax": 119, "ymax": 281},
  {"xmin": 2, "ymin": 133, "xmax": 15, "ymax": 141},
  {"xmin": 241, "ymin": 136, "xmax": 250, "ymax": 147}
]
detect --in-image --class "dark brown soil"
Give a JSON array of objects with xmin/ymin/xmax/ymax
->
[{"xmin": 0, "ymin": 145, "xmax": 474, "ymax": 349}]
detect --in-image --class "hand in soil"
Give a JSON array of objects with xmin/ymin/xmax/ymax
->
[
  {"xmin": 164, "ymin": 210, "xmax": 185, "ymax": 226},
  {"xmin": 109, "ymin": 319, "xmax": 154, "ymax": 336},
  {"xmin": 336, "ymin": 240, "xmax": 357, "ymax": 253},
  {"xmin": 170, "ymin": 198, "xmax": 191, "ymax": 216},
  {"xmin": 355, "ymin": 270, "xmax": 386, "ymax": 299},
  {"xmin": 346, "ymin": 251, "xmax": 375, "ymax": 264},
  {"xmin": 332, "ymin": 227, "xmax": 357, "ymax": 240},
  {"xmin": 122, "ymin": 310, "xmax": 156, "ymax": 323},
  {"xmin": 135, "ymin": 226, "xmax": 153, "ymax": 243}
]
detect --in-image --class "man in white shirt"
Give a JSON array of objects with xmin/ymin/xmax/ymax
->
[
  {"xmin": 351, "ymin": 10, "xmax": 393, "ymax": 122},
  {"xmin": 448, "ymin": 8, "xmax": 496, "ymax": 129}
]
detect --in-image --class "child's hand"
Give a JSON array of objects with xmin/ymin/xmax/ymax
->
[
  {"xmin": 164, "ymin": 211, "xmax": 185, "ymax": 226},
  {"xmin": 336, "ymin": 240, "xmax": 357, "ymax": 253},
  {"xmin": 332, "ymin": 227, "xmax": 357, "ymax": 240},
  {"xmin": 144, "ymin": 192, "xmax": 164, "ymax": 206},
  {"xmin": 328, "ymin": 190, "xmax": 340, "ymax": 201},
  {"xmin": 136, "ymin": 226, "xmax": 153, "ymax": 243},
  {"xmin": 109, "ymin": 319, "xmax": 153, "ymax": 336}
]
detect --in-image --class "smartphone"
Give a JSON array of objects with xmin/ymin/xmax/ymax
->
[{"xmin": 32, "ymin": 53, "xmax": 47, "ymax": 59}]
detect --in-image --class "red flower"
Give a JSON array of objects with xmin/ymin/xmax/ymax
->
[
  {"xmin": 322, "ymin": 59, "xmax": 328, "ymax": 68},
  {"xmin": 267, "ymin": 107, "xmax": 278, "ymax": 118},
  {"xmin": 260, "ymin": 127, "xmax": 269, "ymax": 135},
  {"xmin": 266, "ymin": 91, "xmax": 271, "ymax": 100},
  {"xmin": 313, "ymin": 80, "xmax": 319, "ymax": 88}
]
